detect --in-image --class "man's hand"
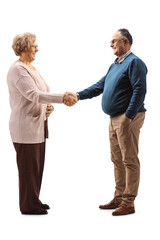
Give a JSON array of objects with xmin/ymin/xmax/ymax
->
[
  {"xmin": 123, "ymin": 114, "xmax": 132, "ymax": 123},
  {"xmin": 46, "ymin": 104, "xmax": 54, "ymax": 118},
  {"xmin": 63, "ymin": 92, "xmax": 78, "ymax": 107}
]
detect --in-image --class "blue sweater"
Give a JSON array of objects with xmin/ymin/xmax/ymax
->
[{"xmin": 78, "ymin": 53, "xmax": 147, "ymax": 119}]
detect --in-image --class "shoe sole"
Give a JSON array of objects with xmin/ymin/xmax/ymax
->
[
  {"xmin": 99, "ymin": 205, "xmax": 121, "ymax": 210},
  {"xmin": 112, "ymin": 210, "xmax": 135, "ymax": 216}
]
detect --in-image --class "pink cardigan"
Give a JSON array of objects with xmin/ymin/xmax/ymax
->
[{"xmin": 7, "ymin": 60, "xmax": 63, "ymax": 143}]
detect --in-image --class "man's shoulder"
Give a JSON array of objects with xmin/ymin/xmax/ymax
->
[
  {"xmin": 128, "ymin": 53, "xmax": 145, "ymax": 64},
  {"xmin": 127, "ymin": 53, "xmax": 147, "ymax": 72}
]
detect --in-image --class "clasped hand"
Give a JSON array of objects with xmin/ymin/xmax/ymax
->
[
  {"xmin": 63, "ymin": 92, "xmax": 78, "ymax": 107},
  {"xmin": 46, "ymin": 92, "xmax": 78, "ymax": 118},
  {"xmin": 46, "ymin": 104, "xmax": 54, "ymax": 118}
]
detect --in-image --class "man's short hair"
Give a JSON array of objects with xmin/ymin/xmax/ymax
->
[{"xmin": 118, "ymin": 28, "xmax": 133, "ymax": 46}]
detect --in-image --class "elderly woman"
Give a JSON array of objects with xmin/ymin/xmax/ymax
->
[{"xmin": 7, "ymin": 32, "xmax": 77, "ymax": 215}]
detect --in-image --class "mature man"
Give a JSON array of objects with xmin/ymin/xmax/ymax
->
[{"xmin": 66, "ymin": 29, "xmax": 147, "ymax": 216}]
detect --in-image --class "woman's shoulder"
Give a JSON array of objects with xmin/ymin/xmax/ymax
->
[
  {"xmin": 8, "ymin": 60, "xmax": 27, "ymax": 72},
  {"xmin": 7, "ymin": 61, "xmax": 29, "ymax": 83}
]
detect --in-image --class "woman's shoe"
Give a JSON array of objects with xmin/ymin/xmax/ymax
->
[
  {"xmin": 41, "ymin": 204, "xmax": 50, "ymax": 210},
  {"xmin": 22, "ymin": 208, "xmax": 48, "ymax": 215}
]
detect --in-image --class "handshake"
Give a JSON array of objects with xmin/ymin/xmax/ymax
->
[
  {"xmin": 62, "ymin": 92, "xmax": 78, "ymax": 107},
  {"xmin": 46, "ymin": 92, "xmax": 78, "ymax": 118}
]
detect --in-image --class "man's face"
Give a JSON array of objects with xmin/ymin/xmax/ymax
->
[{"xmin": 110, "ymin": 31, "xmax": 126, "ymax": 58}]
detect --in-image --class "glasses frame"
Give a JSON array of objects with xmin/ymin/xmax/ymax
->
[
  {"xmin": 110, "ymin": 38, "xmax": 125, "ymax": 45},
  {"xmin": 32, "ymin": 45, "xmax": 38, "ymax": 49}
]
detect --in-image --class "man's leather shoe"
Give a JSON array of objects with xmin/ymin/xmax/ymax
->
[
  {"xmin": 41, "ymin": 204, "xmax": 50, "ymax": 210},
  {"xmin": 99, "ymin": 198, "xmax": 121, "ymax": 209},
  {"xmin": 22, "ymin": 208, "xmax": 48, "ymax": 215},
  {"xmin": 112, "ymin": 204, "xmax": 135, "ymax": 216}
]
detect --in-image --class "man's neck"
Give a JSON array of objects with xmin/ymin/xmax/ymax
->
[
  {"xmin": 118, "ymin": 47, "xmax": 131, "ymax": 59},
  {"xmin": 115, "ymin": 49, "xmax": 132, "ymax": 64}
]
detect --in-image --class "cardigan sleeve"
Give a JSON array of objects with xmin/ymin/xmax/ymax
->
[{"xmin": 14, "ymin": 66, "xmax": 63, "ymax": 104}]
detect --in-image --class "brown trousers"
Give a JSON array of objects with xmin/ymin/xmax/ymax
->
[
  {"xmin": 13, "ymin": 120, "xmax": 48, "ymax": 212},
  {"xmin": 13, "ymin": 142, "xmax": 46, "ymax": 212},
  {"xmin": 13, "ymin": 120, "xmax": 48, "ymax": 213},
  {"xmin": 109, "ymin": 113, "xmax": 145, "ymax": 206}
]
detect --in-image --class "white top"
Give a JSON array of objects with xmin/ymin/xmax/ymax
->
[{"xmin": 7, "ymin": 60, "xmax": 63, "ymax": 143}]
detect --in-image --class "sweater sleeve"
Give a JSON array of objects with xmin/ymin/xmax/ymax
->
[
  {"xmin": 125, "ymin": 59, "xmax": 147, "ymax": 119},
  {"xmin": 77, "ymin": 75, "xmax": 106, "ymax": 100},
  {"xmin": 15, "ymin": 70, "xmax": 63, "ymax": 104}
]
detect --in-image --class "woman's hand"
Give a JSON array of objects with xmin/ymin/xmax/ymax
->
[
  {"xmin": 63, "ymin": 92, "xmax": 78, "ymax": 106},
  {"xmin": 46, "ymin": 104, "xmax": 54, "ymax": 118}
]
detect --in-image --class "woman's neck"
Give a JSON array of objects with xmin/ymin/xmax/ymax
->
[
  {"xmin": 19, "ymin": 56, "xmax": 30, "ymax": 65},
  {"xmin": 19, "ymin": 57, "xmax": 35, "ymax": 70}
]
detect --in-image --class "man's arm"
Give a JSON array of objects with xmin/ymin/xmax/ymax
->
[
  {"xmin": 63, "ymin": 65, "xmax": 114, "ymax": 106},
  {"xmin": 63, "ymin": 76, "xmax": 106, "ymax": 106},
  {"xmin": 77, "ymin": 75, "xmax": 106, "ymax": 100},
  {"xmin": 125, "ymin": 58, "xmax": 147, "ymax": 119}
]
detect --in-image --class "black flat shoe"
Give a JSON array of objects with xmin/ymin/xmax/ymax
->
[
  {"xmin": 41, "ymin": 204, "xmax": 50, "ymax": 210},
  {"xmin": 22, "ymin": 208, "xmax": 48, "ymax": 215}
]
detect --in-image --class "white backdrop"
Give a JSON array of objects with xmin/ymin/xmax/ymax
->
[{"xmin": 0, "ymin": 0, "xmax": 159, "ymax": 239}]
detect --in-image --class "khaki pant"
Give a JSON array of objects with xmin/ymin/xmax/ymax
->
[{"xmin": 109, "ymin": 112, "xmax": 145, "ymax": 206}]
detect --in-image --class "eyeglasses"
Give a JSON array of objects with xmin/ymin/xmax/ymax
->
[
  {"xmin": 32, "ymin": 45, "xmax": 38, "ymax": 49},
  {"xmin": 110, "ymin": 38, "xmax": 124, "ymax": 44}
]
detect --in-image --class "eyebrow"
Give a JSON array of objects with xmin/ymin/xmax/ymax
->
[{"xmin": 110, "ymin": 39, "xmax": 117, "ymax": 43}]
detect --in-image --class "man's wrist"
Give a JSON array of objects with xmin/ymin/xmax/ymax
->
[
  {"xmin": 76, "ymin": 93, "xmax": 80, "ymax": 100},
  {"xmin": 125, "ymin": 112, "xmax": 133, "ymax": 120}
]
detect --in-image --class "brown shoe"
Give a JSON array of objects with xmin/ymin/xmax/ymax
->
[
  {"xmin": 112, "ymin": 204, "xmax": 135, "ymax": 216},
  {"xmin": 99, "ymin": 198, "xmax": 122, "ymax": 209}
]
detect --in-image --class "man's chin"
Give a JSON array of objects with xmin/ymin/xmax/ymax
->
[{"xmin": 113, "ymin": 51, "xmax": 118, "ymax": 56}]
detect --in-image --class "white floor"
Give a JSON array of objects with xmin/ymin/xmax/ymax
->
[
  {"xmin": 1, "ymin": 0, "xmax": 159, "ymax": 238},
  {"xmin": 1, "ymin": 184, "xmax": 158, "ymax": 240},
  {"xmin": 1, "ymin": 110, "xmax": 159, "ymax": 240}
]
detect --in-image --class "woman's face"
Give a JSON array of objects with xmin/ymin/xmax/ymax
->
[
  {"xmin": 22, "ymin": 41, "xmax": 38, "ymax": 62},
  {"xmin": 30, "ymin": 41, "xmax": 38, "ymax": 61}
]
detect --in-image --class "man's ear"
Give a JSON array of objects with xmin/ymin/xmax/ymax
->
[{"xmin": 124, "ymin": 38, "xmax": 129, "ymax": 45}]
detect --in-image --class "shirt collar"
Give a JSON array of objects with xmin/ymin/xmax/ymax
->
[{"xmin": 114, "ymin": 50, "xmax": 132, "ymax": 64}]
